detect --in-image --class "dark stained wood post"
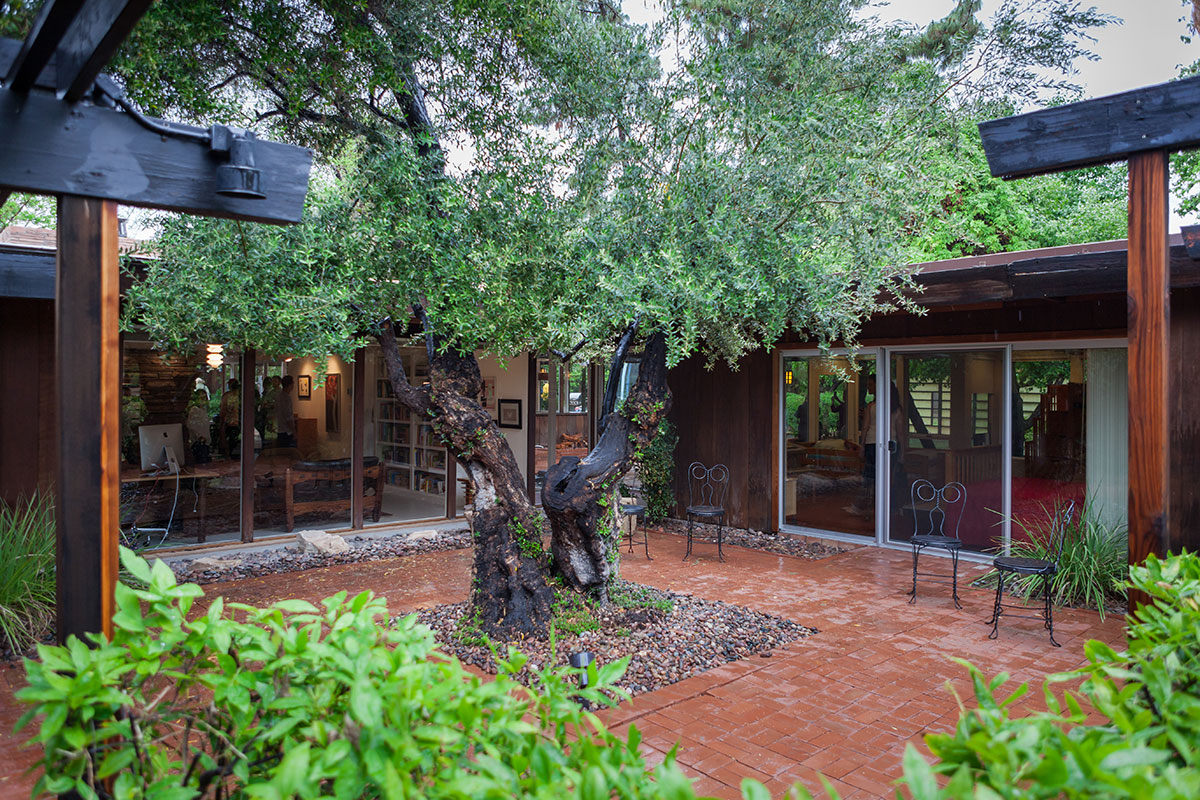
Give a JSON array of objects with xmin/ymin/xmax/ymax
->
[
  {"xmin": 1127, "ymin": 150, "xmax": 1171, "ymax": 606},
  {"xmin": 526, "ymin": 353, "xmax": 537, "ymax": 501},
  {"xmin": 351, "ymin": 348, "xmax": 365, "ymax": 528},
  {"xmin": 239, "ymin": 349, "xmax": 256, "ymax": 542},
  {"xmin": 55, "ymin": 196, "xmax": 119, "ymax": 643}
]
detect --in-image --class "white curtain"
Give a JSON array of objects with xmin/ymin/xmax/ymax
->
[{"xmin": 1086, "ymin": 348, "xmax": 1128, "ymax": 530}]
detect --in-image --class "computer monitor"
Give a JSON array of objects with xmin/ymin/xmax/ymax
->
[{"xmin": 138, "ymin": 423, "xmax": 184, "ymax": 472}]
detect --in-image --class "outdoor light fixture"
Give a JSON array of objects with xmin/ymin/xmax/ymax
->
[
  {"xmin": 205, "ymin": 344, "xmax": 224, "ymax": 370},
  {"xmin": 569, "ymin": 650, "xmax": 594, "ymax": 690},
  {"xmin": 212, "ymin": 127, "xmax": 266, "ymax": 199},
  {"xmin": 92, "ymin": 77, "xmax": 268, "ymax": 201},
  {"xmin": 785, "ymin": 369, "xmax": 793, "ymax": 385}
]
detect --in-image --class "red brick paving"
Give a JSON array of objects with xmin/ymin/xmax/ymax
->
[{"xmin": 0, "ymin": 531, "xmax": 1123, "ymax": 798}]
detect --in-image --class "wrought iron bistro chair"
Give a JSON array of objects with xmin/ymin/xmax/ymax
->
[
  {"xmin": 986, "ymin": 500, "xmax": 1075, "ymax": 647},
  {"xmin": 907, "ymin": 479, "xmax": 968, "ymax": 609},
  {"xmin": 684, "ymin": 462, "xmax": 729, "ymax": 561},
  {"xmin": 621, "ymin": 486, "xmax": 652, "ymax": 560}
]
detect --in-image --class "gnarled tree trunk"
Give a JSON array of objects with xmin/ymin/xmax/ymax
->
[
  {"xmin": 377, "ymin": 322, "xmax": 552, "ymax": 637},
  {"xmin": 543, "ymin": 332, "xmax": 670, "ymax": 601}
]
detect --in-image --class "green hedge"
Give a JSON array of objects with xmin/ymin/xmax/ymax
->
[
  {"xmin": 900, "ymin": 550, "xmax": 1200, "ymax": 800},
  {"xmin": 18, "ymin": 548, "xmax": 795, "ymax": 800}
]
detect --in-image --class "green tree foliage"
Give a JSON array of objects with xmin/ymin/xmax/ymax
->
[
  {"xmin": 19, "ymin": 548, "xmax": 773, "ymax": 799},
  {"xmin": 900, "ymin": 550, "xmax": 1200, "ymax": 800},
  {"xmin": 906, "ymin": 117, "xmax": 1128, "ymax": 261}
]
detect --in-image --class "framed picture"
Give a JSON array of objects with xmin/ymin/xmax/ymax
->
[
  {"xmin": 480, "ymin": 376, "xmax": 497, "ymax": 413},
  {"xmin": 498, "ymin": 398, "xmax": 522, "ymax": 429},
  {"xmin": 325, "ymin": 373, "xmax": 341, "ymax": 433},
  {"xmin": 297, "ymin": 374, "xmax": 312, "ymax": 400}
]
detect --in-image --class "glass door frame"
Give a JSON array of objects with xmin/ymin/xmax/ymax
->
[
  {"xmin": 778, "ymin": 338, "xmax": 1125, "ymax": 558},
  {"xmin": 776, "ymin": 347, "xmax": 887, "ymax": 545}
]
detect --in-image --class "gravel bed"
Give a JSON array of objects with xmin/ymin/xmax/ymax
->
[
  {"xmin": 417, "ymin": 582, "xmax": 814, "ymax": 696},
  {"xmin": 655, "ymin": 519, "xmax": 849, "ymax": 560},
  {"xmin": 172, "ymin": 528, "xmax": 472, "ymax": 585}
]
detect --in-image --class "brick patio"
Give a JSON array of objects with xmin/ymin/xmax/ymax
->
[{"xmin": 0, "ymin": 530, "xmax": 1124, "ymax": 798}]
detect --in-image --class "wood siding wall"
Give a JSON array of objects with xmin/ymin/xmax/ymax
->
[
  {"xmin": 668, "ymin": 348, "xmax": 774, "ymax": 532},
  {"xmin": 0, "ymin": 298, "xmax": 56, "ymax": 504}
]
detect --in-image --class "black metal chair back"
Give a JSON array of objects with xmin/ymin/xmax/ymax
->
[
  {"xmin": 1046, "ymin": 500, "xmax": 1077, "ymax": 567},
  {"xmin": 910, "ymin": 479, "xmax": 966, "ymax": 540},
  {"xmin": 687, "ymin": 462, "xmax": 729, "ymax": 509}
]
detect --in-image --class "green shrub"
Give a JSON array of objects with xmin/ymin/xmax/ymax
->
[
  {"xmin": 900, "ymin": 550, "xmax": 1200, "ymax": 800},
  {"xmin": 22, "ymin": 548, "xmax": 796, "ymax": 799},
  {"xmin": 982, "ymin": 496, "xmax": 1127, "ymax": 619},
  {"xmin": 633, "ymin": 418, "xmax": 678, "ymax": 523},
  {"xmin": 0, "ymin": 491, "xmax": 55, "ymax": 653}
]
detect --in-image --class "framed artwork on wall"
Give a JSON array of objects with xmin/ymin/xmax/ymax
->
[
  {"xmin": 325, "ymin": 373, "xmax": 341, "ymax": 432},
  {"xmin": 498, "ymin": 398, "xmax": 522, "ymax": 429},
  {"xmin": 297, "ymin": 374, "xmax": 312, "ymax": 399}
]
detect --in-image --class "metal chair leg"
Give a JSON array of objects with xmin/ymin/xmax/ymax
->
[
  {"xmin": 950, "ymin": 549, "xmax": 962, "ymax": 610},
  {"xmin": 987, "ymin": 571, "xmax": 1005, "ymax": 639},
  {"xmin": 717, "ymin": 516, "xmax": 725, "ymax": 562},
  {"xmin": 684, "ymin": 515, "xmax": 693, "ymax": 561},
  {"xmin": 1045, "ymin": 573, "xmax": 1060, "ymax": 647},
  {"xmin": 642, "ymin": 514, "xmax": 652, "ymax": 560},
  {"xmin": 908, "ymin": 542, "xmax": 920, "ymax": 603}
]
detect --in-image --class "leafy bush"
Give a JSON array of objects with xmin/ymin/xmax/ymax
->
[
  {"xmin": 0, "ymin": 491, "xmax": 55, "ymax": 653},
  {"xmin": 19, "ymin": 548, "xmax": 787, "ymax": 800},
  {"xmin": 900, "ymin": 550, "xmax": 1200, "ymax": 800},
  {"xmin": 983, "ymin": 496, "xmax": 1127, "ymax": 619},
  {"xmin": 633, "ymin": 418, "xmax": 678, "ymax": 523}
]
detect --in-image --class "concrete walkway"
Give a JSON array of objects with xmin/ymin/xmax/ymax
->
[{"xmin": 0, "ymin": 530, "xmax": 1124, "ymax": 799}]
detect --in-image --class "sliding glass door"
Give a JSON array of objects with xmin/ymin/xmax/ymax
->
[
  {"xmin": 780, "ymin": 353, "xmax": 877, "ymax": 539},
  {"xmin": 887, "ymin": 350, "xmax": 1005, "ymax": 552}
]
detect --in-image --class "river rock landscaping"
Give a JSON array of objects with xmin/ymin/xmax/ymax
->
[
  {"xmin": 652, "ymin": 520, "xmax": 849, "ymax": 560},
  {"xmin": 417, "ymin": 580, "xmax": 815, "ymax": 696}
]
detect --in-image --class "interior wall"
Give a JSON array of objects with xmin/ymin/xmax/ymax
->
[
  {"xmin": 0, "ymin": 298, "xmax": 55, "ymax": 504},
  {"xmin": 478, "ymin": 354, "xmax": 528, "ymax": 483},
  {"xmin": 284, "ymin": 355, "xmax": 352, "ymax": 459}
]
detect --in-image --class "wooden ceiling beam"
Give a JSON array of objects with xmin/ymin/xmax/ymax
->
[{"xmin": 979, "ymin": 75, "xmax": 1200, "ymax": 179}]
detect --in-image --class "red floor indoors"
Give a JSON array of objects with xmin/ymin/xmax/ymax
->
[{"xmin": 0, "ymin": 531, "xmax": 1123, "ymax": 799}]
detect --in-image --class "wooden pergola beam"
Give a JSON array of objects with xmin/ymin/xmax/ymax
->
[
  {"xmin": 0, "ymin": 84, "xmax": 313, "ymax": 224},
  {"xmin": 3, "ymin": 0, "xmax": 81, "ymax": 93},
  {"xmin": 979, "ymin": 74, "xmax": 1200, "ymax": 179}
]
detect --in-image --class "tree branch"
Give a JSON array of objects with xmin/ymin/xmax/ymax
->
[{"xmin": 598, "ymin": 315, "xmax": 640, "ymax": 434}]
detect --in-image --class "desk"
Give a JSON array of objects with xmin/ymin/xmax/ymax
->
[{"xmin": 120, "ymin": 468, "xmax": 220, "ymax": 542}]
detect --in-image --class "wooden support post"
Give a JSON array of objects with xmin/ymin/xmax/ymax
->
[
  {"xmin": 55, "ymin": 196, "xmax": 119, "ymax": 644},
  {"xmin": 546, "ymin": 356, "xmax": 558, "ymax": 470},
  {"xmin": 1127, "ymin": 149, "xmax": 1170, "ymax": 608},
  {"xmin": 351, "ymin": 348, "xmax": 365, "ymax": 529},
  {"xmin": 239, "ymin": 349, "xmax": 255, "ymax": 543}
]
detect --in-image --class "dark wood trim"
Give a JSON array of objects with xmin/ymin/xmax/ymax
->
[
  {"xmin": 0, "ymin": 246, "xmax": 56, "ymax": 298},
  {"xmin": 1127, "ymin": 150, "xmax": 1170, "ymax": 608},
  {"xmin": 446, "ymin": 450, "xmax": 456, "ymax": 519},
  {"xmin": 979, "ymin": 75, "xmax": 1200, "ymax": 178},
  {"xmin": 769, "ymin": 349, "xmax": 781, "ymax": 532},
  {"xmin": 54, "ymin": 195, "xmax": 119, "ymax": 643},
  {"xmin": 0, "ymin": 86, "xmax": 312, "ymax": 224},
  {"xmin": 350, "ymin": 347, "xmax": 365, "ymax": 528},
  {"xmin": 239, "ymin": 349, "xmax": 255, "ymax": 543},
  {"xmin": 526, "ymin": 353, "xmax": 537, "ymax": 502}
]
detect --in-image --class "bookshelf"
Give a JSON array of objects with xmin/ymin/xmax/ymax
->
[{"xmin": 374, "ymin": 351, "xmax": 447, "ymax": 496}]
